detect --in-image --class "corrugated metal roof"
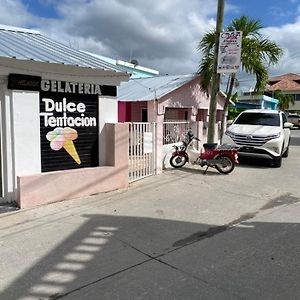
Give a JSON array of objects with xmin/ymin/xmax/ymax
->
[
  {"xmin": 118, "ymin": 74, "xmax": 197, "ymax": 101},
  {"xmin": 0, "ymin": 25, "xmax": 127, "ymax": 74}
]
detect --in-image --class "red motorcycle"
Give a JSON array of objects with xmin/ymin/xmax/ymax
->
[{"xmin": 170, "ymin": 130, "xmax": 239, "ymax": 174}]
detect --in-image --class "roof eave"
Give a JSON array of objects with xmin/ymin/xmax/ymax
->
[{"xmin": 0, "ymin": 57, "xmax": 130, "ymax": 85}]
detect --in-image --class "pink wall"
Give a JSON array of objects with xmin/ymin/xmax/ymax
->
[
  {"xmin": 164, "ymin": 108, "xmax": 190, "ymax": 120},
  {"xmin": 131, "ymin": 101, "xmax": 148, "ymax": 121},
  {"xmin": 118, "ymin": 102, "xmax": 131, "ymax": 122},
  {"xmin": 118, "ymin": 77, "xmax": 225, "ymax": 124},
  {"xmin": 118, "ymin": 101, "xmax": 148, "ymax": 122},
  {"xmin": 17, "ymin": 123, "xmax": 129, "ymax": 209},
  {"xmin": 158, "ymin": 77, "xmax": 225, "ymax": 112}
]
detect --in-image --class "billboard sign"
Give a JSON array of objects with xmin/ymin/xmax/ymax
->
[{"xmin": 217, "ymin": 31, "xmax": 242, "ymax": 73}]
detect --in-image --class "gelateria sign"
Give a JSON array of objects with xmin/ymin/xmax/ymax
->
[
  {"xmin": 39, "ymin": 79, "xmax": 116, "ymax": 172},
  {"xmin": 40, "ymin": 79, "xmax": 116, "ymax": 96}
]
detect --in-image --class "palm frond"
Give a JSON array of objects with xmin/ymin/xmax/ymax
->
[
  {"xmin": 227, "ymin": 15, "xmax": 263, "ymax": 38},
  {"xmin": 197, "ymin": 15, "xmax": 283, "ymax": 97},
  {"xmin": 197, "ymin": 53, "xmax": 214, "ymax": 94},
  {"xmin": 197, "ymin": 30, "xmax": 216, "ymax": 56},
  {"xmin": 253, "ymin": 63, "xmax": 269, "ymax": 92},
  {"xmin": 258, "ymin": 39, "xmax": 283, "ymax": 65},
  {"xmin": 273, "ymin": 89, "xmax": 295, "ymax": 110}
]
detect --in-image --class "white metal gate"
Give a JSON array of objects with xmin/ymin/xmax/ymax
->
[
  {"xmin": 163, "ymin": 121, "xmax": 190, "ymax": 144},
  {"xmin": 128, "ymin": 122, "xmax": 156, "ymax": 182}
]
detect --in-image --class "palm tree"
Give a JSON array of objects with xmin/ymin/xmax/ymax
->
[
  {"xmin": 272, "ymin": 89, "xmax": 295, "ymax": 110},
  {"xmin": 198, "ymin": 15, "xmax": 283, "ymax": 141}
]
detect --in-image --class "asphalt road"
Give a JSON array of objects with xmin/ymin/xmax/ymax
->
[
  {"xmin": 290, "ymin": 127, "xmax": 300, "ymax": 146},
  {"xmin": 0, "ymin": 129, "xmax": 300, "ymax": 300}
]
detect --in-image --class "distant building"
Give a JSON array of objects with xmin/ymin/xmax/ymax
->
[
  {"xmin": 82, "ymin": 52, "xmax": 159, "ymax": 78},
  {"xmin": 268, "ymin": 73, "xmax": 300, "ymax": 111},
  {"xmin": 236, "ymin": 94, "xmax": 279, "ymax": 110}
]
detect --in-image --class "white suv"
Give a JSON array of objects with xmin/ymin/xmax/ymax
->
[{"xmin": 223, "ymin": 109, "xmax": 293, "ymax": 167}]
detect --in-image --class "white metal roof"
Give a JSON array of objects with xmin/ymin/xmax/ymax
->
[
  {"xmin": 118, "ymin": 74, "xmax": 198, "ymax": 101},
  {"xmin": 0, "ymin": 24, "xmax": 127, "ymax": 74}
]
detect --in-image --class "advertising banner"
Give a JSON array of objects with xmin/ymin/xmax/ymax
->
[
  {"xmin": 39, "ymin": 80, "xmax": 107, "ymax": 172},
  {"xmin": 7, "ymin": 74, "xmax": 117, "ymax": 173},
  {"xmin": 217, "ymin": 31, "xmax": 242, "ymax": 73}
]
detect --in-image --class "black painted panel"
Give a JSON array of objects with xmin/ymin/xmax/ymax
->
[
  {"xmin": 40, "ymin": 91, "xmax": 99, "ymax": 172},
  {"xmin": 8, "ymin": 74, "xmax": 41, "ymax": 91}
]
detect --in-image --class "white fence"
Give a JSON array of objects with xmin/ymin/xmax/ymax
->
[
  {"xmin": 128, "ymin": 123, "xmax": 156, "ymax": 182},
  {"xmin": 128, "ymin": 121, "xmax": 222, "ymax": 182},
  {"xmin": 163, "ymin": 121, "xmax": 190, "ymax": 145}
]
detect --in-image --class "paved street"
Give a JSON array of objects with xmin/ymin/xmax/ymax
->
[{"xmin": 0, "ymin": 130, "xmax": 300, "ymax": 300}]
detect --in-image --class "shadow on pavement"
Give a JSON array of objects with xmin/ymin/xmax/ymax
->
[
  {"xmin": 1, "ymin": 205, "xmax": 300, "ymax": 300},
  {"xmin": 164, "ymin": 166, "xmax": 221, "ymax": 176},
  {"xmin": 236, "ymin": 154, "xmax": 274, "ymax": 169},
  {"xmin": 0, "ymin": 202, "xmax": 19, "ymax": 214}
]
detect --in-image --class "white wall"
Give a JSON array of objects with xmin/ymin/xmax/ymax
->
[
  {"xmin": 12, "ymin": 91, "xmax": 41, "ymax": 177},
  {"xmin": 2, "ymin": 90, "xmax": 119, "ymax": 201},
  {"xmin": 0, "ymin": 85, "xmax": 2, "ymax": 199},
  {"xmin": 0, "ymin": 83, "xmax": 13, "ymax": 202},
  {"xmin": 98, "ymin": 96, "xmax": 118, "ymax": 165}
]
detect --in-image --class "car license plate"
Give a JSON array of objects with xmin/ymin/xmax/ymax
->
[{"xmin": 242, "ymin": 146, "xmax": 254, "ymax": 152}]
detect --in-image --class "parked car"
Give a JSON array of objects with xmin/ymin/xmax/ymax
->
[
  {"xmin": 287, "ymin": 113, "xmax": 300, "ymax": 128},
  {"xmin": 223, "ymin": 109, "xmax": 293, "ymax": 167}
]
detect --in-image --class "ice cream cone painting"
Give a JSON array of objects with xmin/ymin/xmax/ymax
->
[{"xmin": 46, "ymin": 127, "xmax": 81, "ymax": 164}]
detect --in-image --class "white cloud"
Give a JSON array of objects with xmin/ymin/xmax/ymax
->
[
  {"xmin": 0, "ymin": 0, "xmax": 34, "ymax": 26},
  {"xmin": 1, "ymin": 0, "xmax": 300, "ymax": 79},
  {"xmin": 0, "ymin": 0, "xmax": 222, "ymax": 74},
  {"xmin": 262, "ymin": 22, "xmax": 300, "ymax": 76}
]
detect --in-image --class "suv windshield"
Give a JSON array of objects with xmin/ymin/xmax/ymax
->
[{"xmin": 235, "ymin": 113, "xmax": 280, "ymax": 126}]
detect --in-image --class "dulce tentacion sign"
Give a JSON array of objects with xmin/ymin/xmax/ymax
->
[
  {"xmin": 39, "ymin": 80, "xmax": 112, "ymax": 172},
  {"xmin": 7, "ymin": 75, "xmax": 116, "ymax": 173}
]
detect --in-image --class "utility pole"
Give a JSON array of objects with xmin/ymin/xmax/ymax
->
[{"xmin": 207, "ymin": 0, "xmax": 225, "ymax": 143}]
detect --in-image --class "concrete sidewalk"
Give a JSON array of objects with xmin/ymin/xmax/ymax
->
[{"xmin": 0, "ymin": 155, "xmax": 300, "ymax": 299}]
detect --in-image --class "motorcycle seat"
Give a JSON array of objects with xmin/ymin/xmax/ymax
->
[{"xmin": 203, "ymin": 143, "xmax": 218, "ymax": 149}]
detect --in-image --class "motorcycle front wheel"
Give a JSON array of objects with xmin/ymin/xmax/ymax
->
[
  {"xmin": 215, "ymin": 155, "xmax": 234, "ymax": 174},
  {"xmin": 170, "ymin": 155, "xmax": 187, "ymax": 168}
]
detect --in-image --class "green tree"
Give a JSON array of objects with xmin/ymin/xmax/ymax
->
[
  {"xmin": 198, "ymin": 15, "xmax": 283, "ymax": 141},
  {"xmin": 272, "ymin": 89, "xmax": 295, "ymax": 110}
]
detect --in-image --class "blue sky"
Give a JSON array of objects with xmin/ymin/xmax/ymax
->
[
  {"xmin": 1, "ymin": 0, "xmax": 300, "ymax": 91},
  {"xmin": 226, "ymin": 0, "xmax": 300, "ymax": 27},
  {"xmin": 22, "ymin": 0, "xmax": 300, "ymax": 27},
  {"xmin": 23, "ymin": 0, "xmax": 59, "ymax": 19}
]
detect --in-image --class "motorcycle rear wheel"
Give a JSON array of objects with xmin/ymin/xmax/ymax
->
[
  {"xmin": 170, "ymin": 155, "xmax": 187, "ymax": 168},
  {"xmin": 215, "ymin": 155, "xmax": 234, "ymax": 174}
]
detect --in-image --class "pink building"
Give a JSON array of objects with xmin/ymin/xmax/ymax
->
[
  {"xmin": 118, "ymin": 74, "xmax": 225, "ymax": 140},
  {"xmin": 118, "ymin": 74, "xmax": 226, "ymax": 172}
]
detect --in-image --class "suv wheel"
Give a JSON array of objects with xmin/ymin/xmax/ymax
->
[
  {"xmin": 282, "ymin": 146, "xmax": 289, "ymax": 158},
  {"xmin": 272, "ymin": 157, "xmax": 282, "ymax": 168},
  {"xmin": 282, "ymin": 140, "xmax": 290, "ymax": 158}
]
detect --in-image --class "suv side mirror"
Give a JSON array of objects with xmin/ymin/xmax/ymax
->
[
  {"xmin": 284, "ymin": 122, "xmax": 293, "ymax": 129},
  {"xmin": 227, "ymin": 119, "xmax": 233, "ymax": 126}
]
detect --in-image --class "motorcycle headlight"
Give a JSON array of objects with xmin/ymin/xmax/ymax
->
[{"xmin": 225, "ymin": 130, "xmax": 235, "ymax": 138}]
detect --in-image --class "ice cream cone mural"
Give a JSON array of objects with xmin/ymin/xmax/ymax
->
[{"xmin": 46, "ymin": 127, "xmax": 81, "ymax": 164}]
